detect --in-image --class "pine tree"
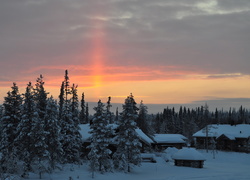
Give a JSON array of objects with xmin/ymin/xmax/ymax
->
[
  {"xmin": 33, "ymin": 75, "xmax": 49, "ymax": 177},
  {"xmin": 1, "ymin": 83, "xmax": 22, "ymax": 153},
  {"xmin": 106, "ymin": 96, "xmax": 113, "ymax": 124},
  {"xmin": 115, "ymin": 107, "xmax": 119, "ymax": 123},
  {"xmin": 88, "ymin": 100, "xmax": 113, "ymax": 173},
  {"xmin": 44, "ymin": 97, "xmax": 62, "ymax": 170},
  {"xmin": 60, "ymin": 70, "xmax": 82, "ymax": 164},
  {"xmin": 137, "ymin": 100, "xmax": 152, "ymax": 135},
  {"xmin": 86, "ymin": 103, "xmax": 89, "ymax": 124},
  {"xmin": 34, "ymin": 75, "xmax": 47, "ymax": 121},
  {"xmin": 0, "ymin": 83, "xmax": 23, "ymax": 174},
  {"xmin": 58, "ymin": 81, "xmax": 64, "ymax": 120},
  {"xmin": 154, "ymin": 113, "xmax": 163, "ymax": 133},
  {"xmin": 16, "ymin": 82, "xmax": 39, "ymax": 174},
  {"xmin": 113, "ymin": 94, "xmax": 141, "ymax": 172},
  {"xmin": 79, "ymin": 92, "xmax": 86, "ymax": 124},
  {"xmin": 71, "ymin": 83, "xmax": 79, "ymax": 126}
]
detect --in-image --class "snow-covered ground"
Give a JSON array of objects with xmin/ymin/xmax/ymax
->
[{"xmin": 27, "ymin": 150, "xmax": 250, "ymax": 180}]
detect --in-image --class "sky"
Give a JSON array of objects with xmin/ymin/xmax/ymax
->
[{"xmin": 0, "ymin": 0, "xmax": 250, "ymax": 111}]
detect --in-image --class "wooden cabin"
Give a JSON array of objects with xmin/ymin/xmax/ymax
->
[
  {"xmin": 172, "ymin": 148, "xmax": 206, "ymax": 168},
  {"xmin": 193, "ymin": 124, "xmax": 250, "ymax": 152}
]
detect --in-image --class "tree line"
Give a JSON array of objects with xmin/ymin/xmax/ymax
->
[{"xmin": 149, "ymin": 103, "xmax": 250, "ymax": 142}]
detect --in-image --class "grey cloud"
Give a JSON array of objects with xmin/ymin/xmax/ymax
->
[{"xmin": 0, "ymin": 0, "xmax": 250, "ymax": 77}]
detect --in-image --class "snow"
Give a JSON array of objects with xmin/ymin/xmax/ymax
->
[
  {"xmin": 153, "ymin": 134, "xmax": 187, "ymax": 143},
  {"xmin": 135, "ymin": 128, "xmax": 154, "ymax": 145},
  {"xmin": 193, "ymin": 124, "xmax": 250, "ymax": 139},
  {"xmin": 221, "ymin": 133, "xmax": 236, "ymax": 140},
  {"xmin": 172, "ymin": 147, "xmax": 206, "ymax": 160},
  {"xmin": 79, "ymin": 124, "xmax": 153, "ymax": 145},
  {"xmin": 28, "ymin": 150, "xmax": 250, "ymax": 180}
]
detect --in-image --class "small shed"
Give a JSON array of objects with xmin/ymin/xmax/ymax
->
[{"xmin": 172, "ymin": 148, "xmax": 206, "ymax": 168}]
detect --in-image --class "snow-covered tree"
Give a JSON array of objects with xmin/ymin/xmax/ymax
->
[
  {"xmin": 115, "ymin": 107, "xmax": 119, "ymax": 123},
  {"xmin": 86, "ymin": 103, "xmax": 89, "ymax": 124},
  {"xmin": 79, "ymin": 92, "xmax": 87, "ymax": 124},
  {"xmin": 88, "ymin": 100, "xmax": 113, "ymax": 173},
  {"xmin": 137, "ymin": 101, "xmax": 153, "ymax": 136},
  {"xmin": 44, "ymin": 97, "xmax": 62, "ymax": 170},
  {"xmin": 113, "ymin": 94, "xmax": 141, "ymax": 172},
  {"xmin": 60, "ymin": 70, "xmax": 82, "ymax": 164},
  {"xmin": 58, "ymin": 81, "xmax": 64, "ymax": 120},
  {"xmin": 1, "ymin": 83, "xmax": 22, "ymax": 153},
  {"xmin": 33, "ymin": 75, "xmax": 50, "ymax": 177},
  {"xmin": 16, "ymin": 82, "xmax": 39, "ymax": 174},
  {"xmin": 0, "ymin": 83, "xmax": 23, "ymax": 174},
  {"xmin": 106, "ymin": 96, "xmax": 113, "ymax": 124},
  {"xmin": 71, "ymin": 83, "xmax": 79, "ymax": 126},
  {"xmin": 34, "ymin": 75, "xmax": 48, "ymax": 121}
]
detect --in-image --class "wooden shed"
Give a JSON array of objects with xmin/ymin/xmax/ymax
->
[{"xmin": 172, "ymin": 148, "xmax": 206, "ymax": 168}]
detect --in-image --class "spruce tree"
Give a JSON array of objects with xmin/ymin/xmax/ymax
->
[
  {"xmin": 16, "ymin": 82, "xmax": 39, "ymax": 174},
  {"xmin": 113, "ymin": 94, "xmax": 141, "ymax": 172},
  {"xmin": 137, "ymin": 100, "xmax": 152, "ymax": 135},
  {"xmin": 58, "ymin": 81, "xmax": 64, "ymax": 120},
  {"xmin": 44, "ymin": 97, "xmax": 62, "ymax": 170},
  {"xmin": 79, "ymin": 92, "xmax": 86, "ymax": 124},
  {"xmin": 1, "ymin": 83, "xmax": 22, "ymax": 153},
  {"xmin": 0, "ymin": 83, "xmax": 23, "ymax": 174},
  {"xmin": 106, "ymin": 96, "xmax": 113, "ymax": 124},
  {"xmin": 34, "ymin": 75, "xmax": 47, "ymax": 121},
  {"xmin": 33, "ymin": 75, "xmax": 49, "ymax": 177},
  {"xmin": 115, "ymin": 107, "xmax": 119, "ymax": 123},
  {"xmin": 60, "ymin": 70, "xmax": 82, "ymax": 164},
  {"xmin": 86, "ymin": 103, "xmax": 89, "ymax": 124},
  {"xmin": 71, "ymin": 83, "xmax": 79, "ymax": 126},
  {"xmin": 88, "ymin": 100, "xmax": 113, "ymax": 173}
]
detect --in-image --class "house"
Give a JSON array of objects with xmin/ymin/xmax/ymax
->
[
  {"xmin": 193, "ymin": 124, "xmax": 250, "ymax": 152},
  {"xmin": 79, "ymin": 124, "xmax": 153, "ymax": 156},
  {"xmin": 151, "ymin": 134, "xmax": 188, "ymax": 151},
  {"xmin": 172, "ymin": 147, "xmax": 206, "ymax": 168}
]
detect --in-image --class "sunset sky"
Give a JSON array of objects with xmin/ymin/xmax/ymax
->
[{"xmin": 0, "ymin": 0, "xmax": 250, "ymax": 111}]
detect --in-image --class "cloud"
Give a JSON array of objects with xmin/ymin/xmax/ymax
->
[
  {"xmin": 0, "ymin": 0, "xmax": 250, "ymax": 98},
  {"xmin": 199, "ymin": 73, "xmax": 249, "ymax": 79}
]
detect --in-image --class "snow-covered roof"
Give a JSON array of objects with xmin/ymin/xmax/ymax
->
[
  {"xmin": 219, "ymin": 133, "xmax": 236, "ymax": 140},
  {"xmin": 172, "ymin": 148, "xmax": 206, "ymax": 161},
  {"xmin": 135, "ymin": 128, "xmax": 154, "ymax": 145},
  {"xmin": 193, "ymin": 124, "xmax": 250, "ymax": 139},
  {"xmin": 152, "ymin": 134, "xmax": 187, "ymax": 144},
  {"xmin": 79, "ymin": 124, "xmax": 153, "ymax": 145}
]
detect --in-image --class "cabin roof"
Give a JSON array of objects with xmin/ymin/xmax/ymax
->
[
  {"xmin": 152, "ymin": 134, "xmax": 187, "ymax": 144},
  {"xmin": 79, "ymin": 124, "xmax": 153, "ymax": 145},
  {"xmin": 193, "ymin": 124, "xmax": 250, "ymax": 139},
  {"xmin": 172, "ymin": 148, "xmax": 206, "ymax": 161}
]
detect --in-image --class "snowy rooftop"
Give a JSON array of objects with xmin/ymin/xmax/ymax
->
[
  {"xmin": 79, "ymin": 124, "xmax": 153, "ymax": 145},
  {"xmin": 152, "ymin": 134, "xmax": 187, "ymax": 144},
  {"xmin": 135, "ymin": 128, "xmax": 154, "ymax": 145},
  {"xmin": 193, "ymin": 124, "xmax": 250, "ymax": 139},
  {"xmin": 172, "ymin": 148, "xmax": 206, "ymax": 161}
]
